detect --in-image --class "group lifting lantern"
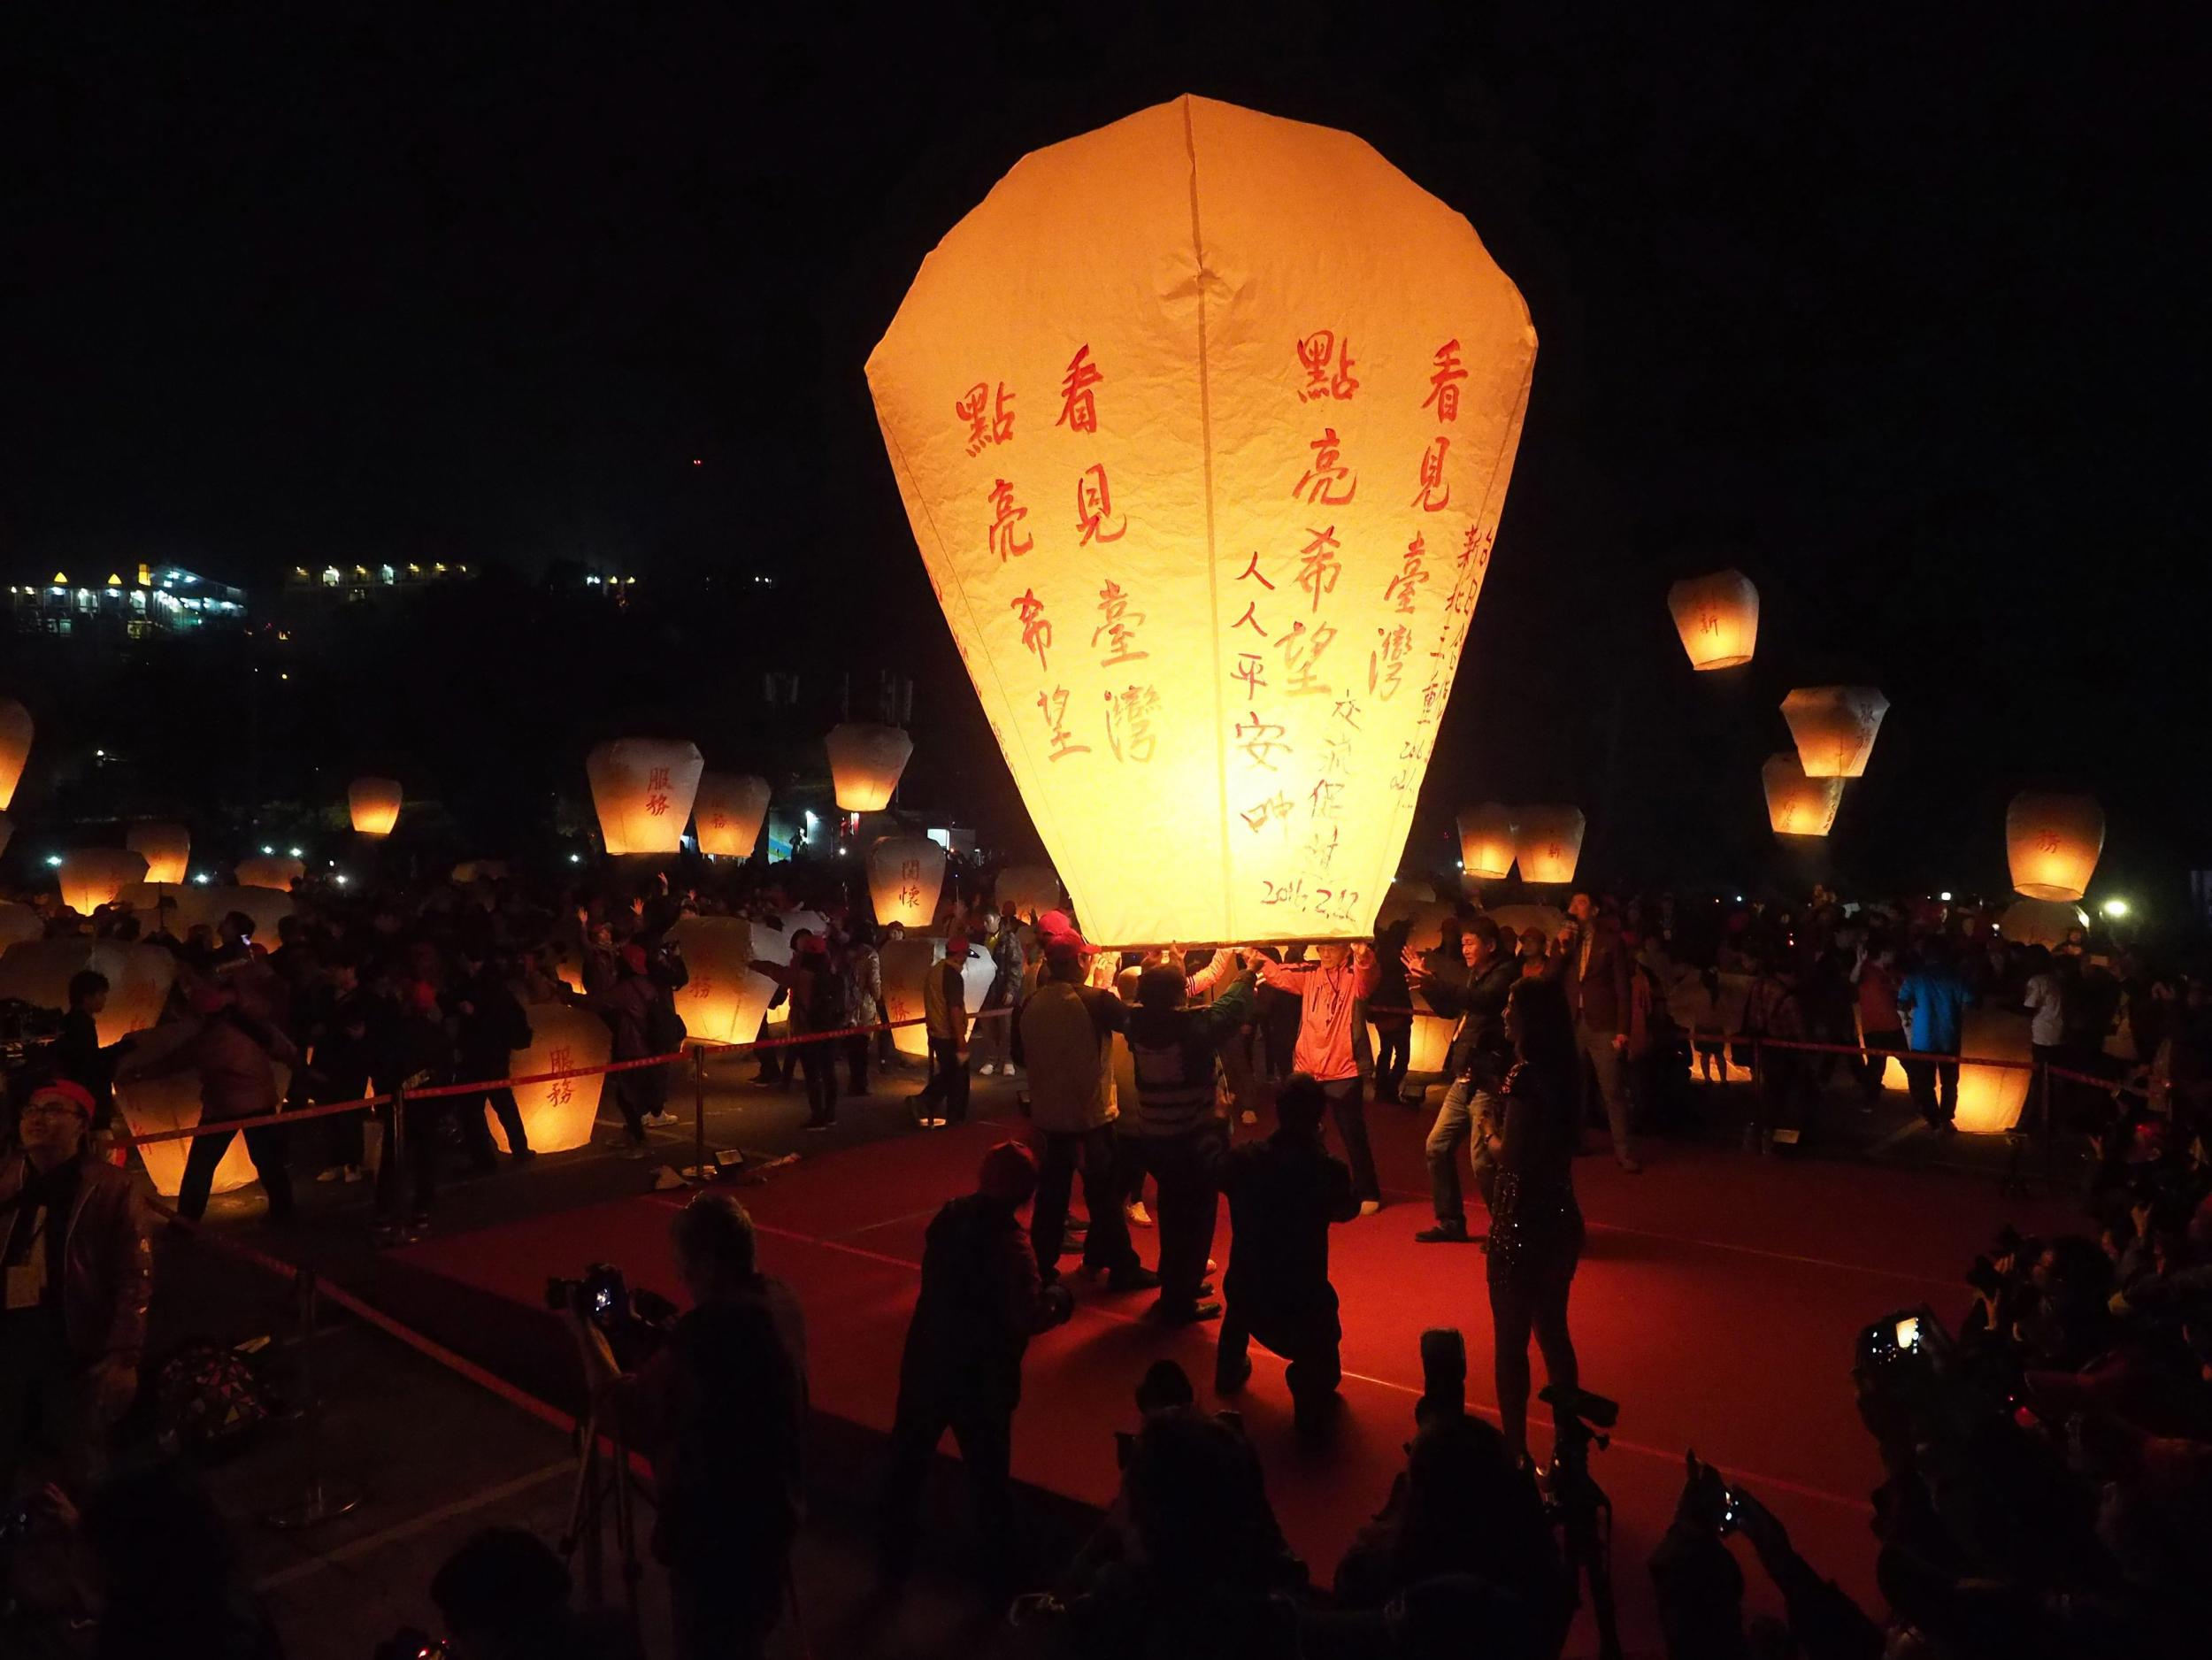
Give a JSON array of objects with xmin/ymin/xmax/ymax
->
[
  {"xmin": 234, "ymin": 854, "xmax": 305, "ymax": 892},
  {"xmin": 825, "ymin": 724, "xmax": 913, "ymax": 813},
  {"xmin": 1762, "ymin": 753, "xmax": 1844, "ymax": 838},
  {"xmin": 1666, "ymin": 570, "xmax": 1759, "ymax": 671},
  {"xmin": 0, "ymin": 698, "xmax": 29, "ymax": 811},
  {"xmin": 349, "ymin": 776, "xmax": 403, "ymax": 837},
  {"xmin": 1781, "ymin": 687, "xmax": 1889, "ymax": 779},
  {"xmin": 1455, "ymin": 803, "xmax": 1517, "ymax": 881},
  {"xmin": 586, "ymin": 738, "xmax": 705, "ymax": 857},
  {"xmin": 868, "ymin": 835, "xmax": 949, "ymax": 930},
  {"xmin": 489, "ymin": 1003, "xmax": 611, "ymax": 1156},
  {"xmin": 58, "ymin": 849, "xmax": 150, "ymax": 915},
  {"xmin": 995, "ymin": 863, "xmax": 1062, "ymax": 924},
  {"xmin": 865, "ymin": 95, "xmax": 1536, "ymax": 947},
  {"xmin": 126, "ymin": 822, "xmax": 191, "ymax": 885},
  {"xmin": 666, "ymin": 917, "xmax": 780, "ymax": 1048},
  {"xmin": 694, "ymin": 772, "xmax": 772, "ymax": 859},
  {"xmin": 1512, "ymin": 806, "xmax": 1586, "ymax": 885},
  {"xmin": 2006, "ymin": 791, "xmax": 2103, "ymax": 903}
]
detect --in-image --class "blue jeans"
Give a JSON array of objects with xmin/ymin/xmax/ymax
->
[{"xmin": 1425, "ymin": 1078, "xmax": 1501, "ymax": 1229}]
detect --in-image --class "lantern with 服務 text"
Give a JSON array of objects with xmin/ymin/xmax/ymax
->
[
  {"xmin": 869, "ymin": 836, "xmax": 949, "ymax": 930},
  {"xmin": 586, "ymin": 739, "xmax": 705, "ymax": 857},
  {"xmin": 58, "ymin": 849, "xmax": 149, "ymax": 915},
  {"xmin": 1455, "ymin": 803, "xmax": 1517, "ymax": 881},
  {"xmin": 1667, "ymin": 570, "xmax": 1758, "ymax": 671},
  {"xmin": 866, "ymin": 95, "xmax": 1535, "ymax": 947},
  {"xmin": 349, "ymin": 777, "xmax": 403, "ymax": 837},
  {"xmin": 234, "ymin": 855, "xmax": 304, "ymax": 893},
  {"xmin": 995, "ymin": 863, "xmax": 1062, "ymax": 924},
  {"xmin": 694, "ymin": 772, "xmax": 772, "ymax": 859},
  {"xmin": 0, "ymin": 698, "xmax": 29, "ymax": 811},
  {"xmin": 1781, "ymin": 687, "xmax": 1889, "ymax": 779},
  {"xmin": 1762, "ymin": 753, "xmax": 1844, "ymax": 838},
  {"xmin": 488, "ymin": 1003, "xmax": 611, "ymax": 1156},
  {"xmin": 1512, "ymin": 807, "xmax": 1585, "ymax": 885},
  {"xmin": 127, "ymin": 822, "xmax": 191, "ymax": 885},
  {"xmin": 2006, "ymin": 792, "xmax": 2103, "ymax": 903},
  {"xmin": 826, "ymin": 725, "xmax": 913, "ymax": 813},
  {"xmin": 667, "ymin": 917, "xmax": 780, "ymax": 1047}
]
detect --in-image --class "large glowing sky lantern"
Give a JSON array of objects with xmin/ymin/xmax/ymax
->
[
  {"xmin": 126, "ymin": 823, "xmax": 191, "ymax": 885},
  {"xmin": 694, "ymin": 772, "xmax": 772, "ymax": 859},
  {"xmin": 1781, "ymin": 687, "xmax": 1889, "ymax": 779},
  {"xmin": 587, "ymin": 739, "xmax": 704, "ymax": 857},
  {"xmin": 1455, "ymin": 803, "xmax": 1517, "ymax": 882},
  {"xmin": 1762, "ymin": 753, "xmax": 1844, "ymax": 838},
  {"xmin": 0, "ymin": 698, "xmax": 29, "ymax": 811},
  {"xmin": 349, "ymin": 776, "xmax": 403, "ymax": 837},
  {"xmin": 1512, "ymin": 806, "xmax": 1586, "ymax": 885},
  {"xmin": 2006, "ymin": 791, "xmax": 2103, "ymax": 903},
  {"xmin": 667, "ymin": 917, "xmax": 780, "ymax": 1048},
  {"xmin": 869, "ymin": 835, "xmax": 949, "ymax": 929},
  {"xmin": 1666, "ymin": 570, "xmax": 1759, "ymax": 671},
  {"xmin": 488, "ymin": 1002, "xmax": 611, "ymax": 1156},
  {"xmin": 58, "ymin": 849, "xmax": 150, "ymax": 915},
  {"xmin": 866, "ymin": 95, "xmax": 1535, "ymax": 945},
  {"xmin": 826, "ymin": 724, "xmax": 913, "ymax": 813}
]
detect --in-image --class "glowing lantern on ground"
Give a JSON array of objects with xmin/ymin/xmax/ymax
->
[
  {"xmin": 1999, "ymin": 899, "xmax": 2089, "ymax": 949},
  {"xmin": 1371, "ymin": 990, "xmax": 1456, "ymax": 1080},
  {"xmin": 869, "ymin": 836, "xmax": 949, "ymax": 929},
  {"xmin": 1762, "ymin": 753, "xmax": 1844, "ymax": 838},
  {"xmin": 995, "ymin": 863, "xmax": 1062, "ymax": 923},
  {"xmin": 667, "ymin": 918, "xmax": 780, "ymax": 1048},
  {"xmin": 1456, "ymin": 803, "xmax": 1517, "ymax": 881},
  {"xmin": 695, "ymin": 772, "xmax": 772, "ymax": 859},
  {"xmin": 586, "ymin": 739, "xmax": 705, "ymax": 857},
  {"xmin": 879, "ymin": 935, "xmax": 995, "ymax": 1059},
  {"xmin": 234, "ymin": 855, "xmax": 304, "ymax": 892},
  {"xmin": 2006, "ymin": 792, "xmax": 2103, "ymax": 902},
  {"xmin": 58, "ymin": 849, "xmax": 150, "ymax": 915},
  {"xmin": 826, "ymin": 725, "xmax": 913, "ymax": 813},
  {"xmin": 349, "ymin": 777, "xmax": 403, "ymax": 837},
  {"xmin": 489, "ymin": 1003, "xmax": 611, "ymax": 1156},
  {"xmin": 114, "ymin": 1020, "xmax": 274, "ymax": 1197},
  {"xmin": 1869, "ymin": 1005, "xmax": 2032, "ymax": 1135},
  {"xmin": 0, "ymin": 938, "xmax": 176, "ymax": 1044},
  {"xmin": 866, "ymin": 94, "xmax": 1536, "ymax": 946},
  {"xmin": 1666, "ymin": 570, "xmax": 1759, "ymax": 671},
  {"xmin": 0, "ymin": 698, "xmax": 29, "ymax": 811},
  {"xmin": 1512, "ymin": 807, "xmax": 1586, "ymax": 885},
  {"xmin": 1781, "ymin": 688, "xmax": 1889, "ymax": 779},
  {"xmin": 0, "ymin": 902, "xmax": 40, "ymax": 949},
  {"xmin": 126, "ymin": 823, "xmax": 191, "ymax": 884}
]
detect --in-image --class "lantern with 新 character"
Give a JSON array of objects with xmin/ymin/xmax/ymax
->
[
  {"xmin": 869, "ymin": 835, "xmax": 949, "ymax": 930},
  {"xmin": 1666, "ymin": 570, "xmax": 1759, "ymax": 671},
  {"xmin": 1456, "ymin": 803, "xmax": 1517, "ymax": 881},
  {"xmin": 694, "ymin": 772, "xmax": 772, "ymax": 859},
  {"xmin": 2005, "ymin": 791, "xmax": 2103, "ymax": 902},
  {"xmin": 586, "ymin": 739, "xmax": 705, "ymax": 857},
  {"xmin": 1999, "ymin": 898, "xmax": 2088, "ymax": 949},
  {"xmin": 349, "ymin": 776, "xmax": 403, "ymax": 837},
  {"xmin": 1781, "ymin": 687, "xmax": 1889, "ymax": 779},
  {"xmin": 0, "ymin": 698, "xmax": 29, "ymax": 811},
  {"xmin": 826, "ymin": 725, "xmax": 913, "ymax": 813},
  {"xmin": 1512, "ymin": 806, "xmax": 1585, "ymax": 885},
  {"xmin": 866, "ymin": 95, "xmax": 1536, "ymax": 946},
  {"xmin": 1762, "ymin": 753, "xmax": 1844, "ymax": 838},
  {"xmin": 489, "ymin": 1003, "xmax": 611, "ymax": 1156},
  {"xmin": 667, "ymin": 917, "xmax": 780, "ymax": 1048},
  {"xmin": 995, "ymin": 863, "xmax": 1062, "ymax": 923},
  {"xmin": 126, "ymin": 822, "xmax": 191, "ymax": 884},
  {"xmin": 234, "ymin": 854, "xmax": 304, "ymax": 892},
  {"xmin": 58, "ymin": 849, "xmax": 150, "ymax": 915}
]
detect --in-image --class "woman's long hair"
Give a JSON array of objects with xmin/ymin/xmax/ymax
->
[{"xmin": 1506, "ymin": 974, "xmax": 1577, "ymax": 1080}]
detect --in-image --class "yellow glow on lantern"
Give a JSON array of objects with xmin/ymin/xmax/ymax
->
[
  {"xmin": 1871, "ymin": 1006, "xmax": 2031, "ymax": 1134},
  {"xmin": 0, "ymin": 938, "xmax": 174, "ymax": 1046},
  {"xmin": 114, "ymin": 1018, "xmax": 274, "ymax": 1196},
  {"xmin": 1455, "ymin": 803, "xmax": 1517, "ymax": 880},
  {"xmin": 880, "ymin": 935, "xmax": 995, "ymax": 1059},
  {"xmin": 0, "ymin": 698, "xmax": 29, "ymax": 811},
  {"xmin": 586, "ymin": 739, "xmax": 704, "ymax": 857},
  {"xmin": 1512, "ymin": 806, "xmax": 1586, "ymax": 885},
  {"xmin": 489, "ymin": 1003, "xmax": 611, "ymax": 1155},
  {"xmin": 1781, "ymin": 687, "xmax": 1889, "ymax": 779},
  {"xmin": 825, "ymin": 724, "xmax": 913, "ymax": 813},
  {"xmin": 234, "ymin": 854, "xmax": 305, "ymax": 892},
  {"xmin": 349, "ymin": 776, "xmax": 403, "ymax": 836},
  {"xmin": 1998, "ymin": 898, "xmax": 2088, "ymax": 949},
  {"xmin": 125, "ymin": 822, "xmax": 191, "ymax": 884},
  {"xmin": 1762, "ymin": 752, "xmax": 1843, "ymax": 837},
  {"xmin": 865, "ymin": 94, "xmax": 1535, "ymax": 947},
  {"xmin": 1667, "ymin": 570, "xmax": 1759, "ymax": 671},
  {"xmin": 58, "ymin": 849, "xmax": 150, "ymax": 914},
  {"xmin": 2005, "ymin": 791, "xmax": 2103, "ymax": 903},
  {"xmin": 694, "ymin": 772, "xmax": 772, "ymax": 859},
  {"xmin": 667, "ymin": 917, "xmax": 780, "ymax": 1047},
  {"xmin": 869, "ymin": 835, "xmax": 949, "ymax": 929}
]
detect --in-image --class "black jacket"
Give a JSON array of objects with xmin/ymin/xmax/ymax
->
[
  {"xmin": 1220, "ymin": 1130, "xmax": 1357, "ymax": 1333},
  {"xmin": 1425, "ymin": 956, "xmax": 1518, "ymax": 1087}
]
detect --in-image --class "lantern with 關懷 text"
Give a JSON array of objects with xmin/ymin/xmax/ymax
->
[
  {"xmin": 866, "ymin": 95, "xmax": 1535, "ymax": 946},
  {"xmin": 995, "ymin": 863, "xmax": 1062, "ymax": 924},
  {"xmin": 1512, "ymin": 807, "xmax": 1585, "ymax": 885},
  {"xmin": 667, "ymin": 917, "xmax": 780, "ymax": 1048},
  {"xmin": 826, "ymin": 725, "xmax": 913, "ymax": 813},
  {"xmin": 0, "ymin": 698, "xmax": 29, "ymax": 811},
  {"xmin": 586, "ymin": 739, "xmax": 705, "ymax": 857},
  {"xmin": 234, "ymin": 855, "xmax": 304, "ymax": 893},
  {"xmin": 1762, "ymin": 753, "xmax": 1844, "ymax": 838},
  {"xmin": 127, "ymin": 822, "xmax": 191, "ymax": 884},
  {"xmin": 58, "ymin": 849, "xmax": 150, "ymax": 915},
  {"xmin": 694, "ymin": 772, "xmax": 772, "ymax": 859},
  {"xmin": 1781, "ymin": 687, "xmax": 1889, "ymax": 779},
  {"xmin": 869, "ymin": 835, "xmax": 949, "ymax": 930},
  {"xmin": 1455, "ymin": 803, "xmax": 1517, "ymax": 881},
  {"xmin": 2005, "ymin": 792, "xmax": 2103, "ymax": 903},
  {"xmin": 349, "ymin": 777, "xmax": 403, "ymax": 837},
  {"xmin": 1667, "ymin": 570, "xmax": 1759, "ymax": 671}
]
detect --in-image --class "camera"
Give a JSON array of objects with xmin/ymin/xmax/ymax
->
[
  {"xmin": 1858, "ymin": 1305, "xmax": 1939, "ymax": 1374},
  {"xmin": 372, "ymin": 1629, "xmax": 449, "ymax": 1660},
  {"xmin": 547, "ymin": 1263, "xmax": 678, "ymax": 1370}
]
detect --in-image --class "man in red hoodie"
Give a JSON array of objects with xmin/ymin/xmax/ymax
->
[{"xmin": 1258, "ymin": 942, "xmax": 1383, "ymax": 1213}]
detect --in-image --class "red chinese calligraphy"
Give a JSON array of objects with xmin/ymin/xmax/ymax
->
[
  {"xmin": 1421, "ymin": 340, "xmax": 1466, "ymax": 423},
  {"xmin": 1296, "ymin": 526, "xmax": 1341, "ymax": 611},
  {"xmin": 1294, "ymin": 429, "xmax": 1357, "ymax": 507},
  {"xmin": 1232, "ymin": 652, "xmax": 1268, "ymax": 697},
  {"xmin": 1074, "ymin": 463, "xmax": 1125, "ymax": 545},
  {"xmin": 1011, "ymin": 588, "xmax": 1052, "ymax": 671},
  {"xmin": 1232, "ymin": 601, "xmax": 1269, "ymax": 639},
  {"xmin": 1093, "ymin": 580, "xmax": 1148, "ymax": 667},
  {"xmin": 1056, "ymin": 345, "xmax": 1102, "ymax": 433},
  {"xmin": 955, "ymin": 381, "xmax": 1015, "ymax": 456},
  {"xmin": 1294, "ymin": 331, "xmax": 1358, "ymax": 402},
  {"xmin": 1035, "ymin": 684, "xmax": 1087, "ymax": 760},
  {"xmin": 987, "ymin": 478, "xmax": 1033, "ymax": 562},
  {"xmin": 1370, "ymin": 623, "xmax": 1411, "ymax": 702},
  {"xmin": 1240, "ymin": 792, "xmax": 1294, "ymax": 834},
  {"xmin": 1412, "ymin": 436, "xmax": 1452, "ymax": 511},
  {"xmin": 1235, "ymin": 549, "xmax": 1277, "ymax": 589},
  {"xmin": 1386, "ymin": 534, "xmax": 1429, "ymax": 614},
  {"xmin": 1233, "ymin": 712, "xmax": 1291, "ymax": 772},
  {"xmin": 545, "ymin": 1046, "xmax": 574, "ymax": 1108},
  {"xmin": 1102, "ymin": 684, "xmax": 1162, "ymax": 764},
  {"xmin": 1278, "ymin": 619, "xmax": 1337, "ymax": 697},
  {"xmin": 644, "ymin": 765, "xmax": 673, "ymax": 818}
]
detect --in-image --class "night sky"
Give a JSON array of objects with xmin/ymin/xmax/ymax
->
[{"xmin": 5, "ymin": 7, "xmax": 2204, "ymax": 906}]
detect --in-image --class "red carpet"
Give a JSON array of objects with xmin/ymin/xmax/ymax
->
[{"xmin": 390, "ymin": 1105, "xmax": 2078, "ymax": 1656}]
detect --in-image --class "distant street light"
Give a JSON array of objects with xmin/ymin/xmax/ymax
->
[{"xmin": 2102, "ymin": 897, "xmax": 2130, "ymax": 918}]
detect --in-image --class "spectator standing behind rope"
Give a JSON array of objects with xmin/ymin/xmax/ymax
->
[
  {"xmin": 917, "ymin": 929, "xmax": 972, "ymax": 1128},
  {"xmin": 370, "ymin": 979, "xmax": 454, "ymax": 1241},
  {"xmin": 1258, "ymin": 941, "xmax": 1385, "ymax": 1212},
  {"xmin": 135, "ymin": 984, "xmax": 299, "ymax": 1227},
  {"xmin": 1897, "ymin": 938, "xmax": 1971, "ymax": 1135}
]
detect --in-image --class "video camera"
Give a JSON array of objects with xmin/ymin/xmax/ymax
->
[
  {"xmin": 372, "ymin": 1629, "xmax": 449, "ymax": 1660},
  {"xmin": 547, "ymin": 1263, "xmax": 678, "ymax": 1371}
]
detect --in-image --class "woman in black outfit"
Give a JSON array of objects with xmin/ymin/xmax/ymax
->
[{"xmin": 1486, "ymin": 974, "xmax": 1586, "ymax": 1465}]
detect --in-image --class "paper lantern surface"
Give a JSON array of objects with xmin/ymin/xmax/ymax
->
[
  {"xmin": 1371, "ymin": 991, "xmax": 1455, "ymax": 1078},
  {"xmin": 1781, "ymin": 687, "xmax": 1890, "ymax": 779},
  {"xmin": 1869, "ymin": 1005, "xmax": 2031, "ymax": 1135},
  {"xmin": 0, "ymin": 939, "xmax": 176, "ymax": 1045},
  {"xmin": 349, "ymin": 777, "xmax": 403, "ymax": 837},
  {"xmin": 1761, "ymin": 753, "xmax": 1844, "ymax": 838},
  {"xmin": 114, "ymin": 1019, "xmax": 276, "ymax": 1197},
  {"xmin": 126, "ymin": 823, "xmax": 192, "ymax": 885},
  {"xmin": 490, "ymin": 1003, "xmax": 611, "ymax": 1155},
  {"xmin": 667, "ymin": 917, "xmax": 780, "ymax": 1047},
  {"xmin": 1512, "ymin": 807, "xmax": 1586, "ymax": 885},
  {"xmin": 58, "ymin": 849, "xmax": 150, "ymax": 915},
  {"xmin": 586, "ymin": 739, "xmax": 705, "ymax": 857},
  {"xmin": 1455, "ymin": 803, "xmax": 1517, "ymax": 881},
  {"xmin": 869, "ymin": 835, "xmax": 949, "ymax": 929},
  {"xmin": 867, "ymin": 94, "xmax": 1536, "ymax": 946},
  {"xmin": 1666, "ymin": 570, "xmax": 1759, "ymax": 671},
  {"xmin": 995, "ymin": 862, "xmax": 1062, "ymax": 923},
  {"xmin": 234, "ymin": 854, "xmax": 305, "ymax": 892},
  {"xmin": 0, "ymin": 901, "xmax": 41, "ymax": 949},
  {"xmin": 879, "ymin": 935, "xmax": 995, "ymax": 1059},
  {"xmin": 2005, "ymin": 792, "xmax": 2103, "ymax": 902},
  {"xmin": 0, "ymin": 698, "xmax": 29, "ymax": 811},
  {"xmin": 694, "ymin": 772, "xmax": 772, "ymax": 859},
  {"xmin": 825, "ymin": 725, "xmax": 913, "ymax": 813},
  {"xmin": 1999, "ymin": 899, "xmax": 2089, "ymax": 949}
]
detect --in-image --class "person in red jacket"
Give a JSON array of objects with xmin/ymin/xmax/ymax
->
[{"xmin": 1258, "ymin": 942, "xmax": 1384, "ymax": 1212}]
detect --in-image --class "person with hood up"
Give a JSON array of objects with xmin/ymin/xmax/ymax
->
[{"xmin": 1257, "ymin": 941, "xmax": 1384, "ymax": 1213}]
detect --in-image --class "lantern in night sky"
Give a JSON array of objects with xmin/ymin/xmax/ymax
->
[
  {"xmin": 2006, "ymin": 791, "xmax": 2103, "ymax": 902},
  {"xmin": 869, "ymin": 835, "xmax": 948, "ymax": 929},
  {"xmin": 1762, "ymin": 753, "xmax": 1844, "ymax": 838},
  {"xmin": 694, "ymin": 772, "xmax": 772, "ymax": 859},
  {"xmin": 866, "ymin": 95, "xmax": 1536, "ymax": 945},
  {"xmin": 826, "ymin": 724, "xmax": 913, "ymax": 813},
  {"xmin": 586, "ymin": 738, "xmax": 705, "ymax": 857},
  {"xmin": 489, "ymin": 1003, "xmax": 611, "ymax": 1156},
  {"xmin": 349, "ymin": 776, "xmax": 403, "ymax": 836},
  {"xmin": 58, "ymin": 849, "xmax": 149, "ymax": 915},
  {"xmin": 667, "ymin": 917, "xmax": 780, "ymax": 1048},
  {"xmin": 234, "ymin": 854, "xmax": 305, "ymax": 892},
  {"xmin": 1666, "ymin": 570, "xmax": 1759, "ymax": 671},
  {"xmin": 0, "ymin": 698, "xmax": 29, "ymax": 811},
  {"xmin": 126, "ymin": 822, "xmax": 191, "ymax": 885},
  {"xmin": 1781, "ymin": 687, "xmax": 1889, "ymax": 779},
  {"xmin": 995, "ymin": 862, "xmax": 1062, "ymax": 923},
  {"xmin": 1512, "ymin": 806, "xmax": 1586, "ymax": 885},
  {"xmin": 1999, "ymin": 898, "xmax": 2088, "ymax": 949},
  {"xmin": 1455, "ymin": 803, "xmax": 1517, "ymax": 881}
]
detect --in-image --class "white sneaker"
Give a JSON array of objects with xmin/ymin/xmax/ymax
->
[
  {"xmin": 977, "ymin": 1063, "xmax": 998, "ymax": 1076},
  {"xmin": 1358, "ymin": 1200, "xmax": 1382, "ymax": 1218},
  {"xmin": 642, "ymin": 1111, "xmax": 680, "ymax": 1128},
  {"xmin": 315, "ymin": 1165, "xmax": 346, "ymax": 1184},
  {"xmin": 1125, "ymin": 1201, "xmax": 1154, "ymax": 1228}
]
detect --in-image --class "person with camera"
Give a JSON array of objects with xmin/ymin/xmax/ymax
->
[
  {"xmin": 1, "ymin": 1079, "xmax": 150, "ymax": 1495},
  {"xmin": 879, "ymin": 1140, "xmax": 1072, "ymax": 1585},
  {"xmin": 1405, "ymin": 914, "xmax": 1518, "ymax": 1245},
  {"xmin": 571, "ymin": 1192, "xmax": 806, "ymax": 1660}
]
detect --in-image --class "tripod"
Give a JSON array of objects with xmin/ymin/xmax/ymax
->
[
  {"xmin": 1541, "ymin": 1383, "xmax": 1624, "ymax": 1660},
  {"xmin": 559, "ymin": 1397, "xmax": 646, "ymax": 1643}
]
